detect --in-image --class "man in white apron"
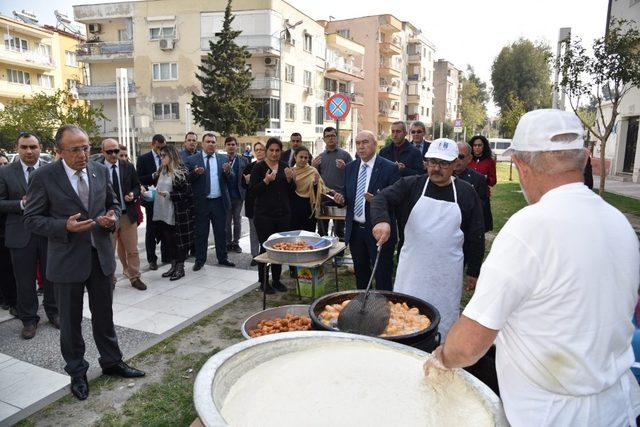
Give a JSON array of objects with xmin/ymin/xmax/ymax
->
[
  {"xmin": 371, "ymin": 139, "xmax": 485, "ymax": 339},
  {"xmin": 425, "ymin": 109, "xmax": 640, "ymax": 426}
]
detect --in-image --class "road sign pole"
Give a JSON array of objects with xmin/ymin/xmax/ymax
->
[{"xmin": 336, "ymin": 119, "xmax": 339, "ymax": 147}]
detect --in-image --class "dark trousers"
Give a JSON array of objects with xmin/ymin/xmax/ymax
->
[
  {"xmin": 157, "ymin": 221, "xmax": 186, "ymax": 263},
  {"xmin": 320, "ymin": 219, "xmax": 345, "ymax": 239},
  {"xmin": 55, "ymin": 249, "xmax": 122, "ymax": 378},
  {"xmin": 144, "ymin": 206, "xmax": 169, "ymax": 263},
  {"xmin": 195, "ymin": 198, "xmax": 228, "ymax": 264},
  {"xmin": 225, "ymin": 198, "xmax": 243, "ymax": 246},
  {"xmin": 0, "ymin": 238, "xmax": 16, "ymax": 307},
  {"xmin": 291, "ymin": 194, "xmax": 317, "ymax": 232},
  {"xmin": 254, "ymin": 214, "xmax": 291, "ymax": 284},
  {"xmin": 349, "ymin": 222, "xmax": 395, "ymax": 291},
  {"xmin": 10, "ymin": 235, "xmax": 57, "ymax": 326}
]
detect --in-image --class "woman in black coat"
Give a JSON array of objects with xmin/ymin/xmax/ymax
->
[
  {"xmin": 241, "ymin": 142, "xmax": 265, "ymax": 266},
  {"xmin": 249, "ymin": 138, "xmax": 296, "ymax": 294}
]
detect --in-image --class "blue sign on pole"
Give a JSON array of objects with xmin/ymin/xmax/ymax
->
[{"xmin": 326, "ymin": 93, "xmax": 351, "ymax": 121}]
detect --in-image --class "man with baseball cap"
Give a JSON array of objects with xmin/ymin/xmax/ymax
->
[
  {"xmin": 425, "ymin": 109, "xmax": 640, "ymax": 425},
  {"xmin": 371, "ymin": 138, "xmax": 485, "ymax": 338}
]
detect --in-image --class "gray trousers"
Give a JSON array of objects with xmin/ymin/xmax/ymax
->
[
  {"xmin": 226, "ymin": 198, "xmax": 243, "ymax": 246},
  {"xmin": 249, "ymin": 218, "xmax": 260, "ymax": 257}
]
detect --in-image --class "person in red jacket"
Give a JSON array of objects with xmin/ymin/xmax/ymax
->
[{"xmin": 468, "ymin": 135, "xmax": 496, "ymax": 231}]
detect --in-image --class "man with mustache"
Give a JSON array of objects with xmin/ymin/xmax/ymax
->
[{"xmin": 370, "ymin": 138, "xmax": 485, "ymax": 339}]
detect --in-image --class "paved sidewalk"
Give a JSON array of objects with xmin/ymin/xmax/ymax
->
[
  {"xmin": 594, "ymin": 176, "xmax": 640, "ymax": 200},
  {"xmin": 0, "ymin": 230, "xmax": 258, "ymax": 426}
]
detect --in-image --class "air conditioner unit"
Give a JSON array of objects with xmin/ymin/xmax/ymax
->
[
  {"xmin": 304, "ymin": 87, "xmax": 313, "ymax": 96},
  {"xmin": 88, "ymin": 23, "xmax": 102, "ymax": 34},
  {"xmin": 69, "ymin": 88, "xmax": 79, "ymax": 99},
  {"xmin": 264, "ymin": 57, "xmax": 278, "ymax": 67},
  {"xmin": 159, "ymin": 38, "xmax": 174, "ymax": 50}
]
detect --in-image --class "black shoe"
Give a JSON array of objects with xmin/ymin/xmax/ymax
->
[
  {"xmin": 170, "ymin": 263, "xmax": 185, "ymax": 281},
  {"xmin": 232, "ymin": 244, "xmax": 242, "ymax": 254},
  {"xmin": 272, "ymin": 281, "xmax": 288, "ymax": 292},
  {"xmin": 193, "ymin": 262, "xmax": 204, "ymax": 271},
  {"xmin": 0, "ymin": 303, "xmax": 9, "ymax": 310},
  {"xmin": 9, "ymin": 306, "xmax": 18, "ymax": 317},
  {"xmin": 21, "ymin": 324, "xmax": 37, "ymax": 340},
  {"xmin": 48, "ymin": 315, "xmax": 60, "ymax": 329},
  {"xmin": 148, "ymin": 261, "xmax": 158, "ymax": 271},
  {"xmin": 102, "ymin": 361, "xmax": 145, "ymax": 378},
  {"xmin": 161, "ymin": 261, "xmax": 177, "ymax": 278},
  {"xmin": 70, "ymin": 375, "xmax": 89, "ymax": 400},
  {"xmin": 260, "ymin": 283, "xmax": 276, "ymax": 294},
  {"xmin": 250, "ymin": 260, "xmax": 258, "ymax": 267},
  {"xmin": 218, "ymin": 259, "xmax": 235, "ymax": 267}
]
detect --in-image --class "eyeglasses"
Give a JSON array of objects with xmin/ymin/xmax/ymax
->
[
  {"xmin": 457, "ymin": 154, "xmax": 467, "ymax": 160},
  {"xmin": 105, "ymin": 149, "xmax": 120, "ymax": 155},
  {"xmin": 61, "ymin": 146, "xmax": 90, "ymax": 154},
  {"xmin": 159, "ymin": 153, "xmax": 167, "ymax": 158},
  {"xmin": 410, "ymin": 130, "xmax": 423, "ymax": 134},
  {"xmin": 426, "ymin": 159, "xmax": 454, "ymax": 168}
]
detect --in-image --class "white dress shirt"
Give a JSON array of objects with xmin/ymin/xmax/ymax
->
[
  {"xmin": 61, "ymin": 159, "xmax": 89, "ymax": 196},
  {"xmin": 354, "ymin": 154, "xmax": 376, "ymax": 224}
]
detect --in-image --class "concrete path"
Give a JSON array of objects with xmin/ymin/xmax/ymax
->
[{"xmin": 594, "ymin": 176, "xmax": 640, "ymax": 200}]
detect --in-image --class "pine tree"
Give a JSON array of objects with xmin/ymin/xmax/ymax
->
[{"xmin": 191, "ymin": 0, "xmax": 266, "ymax": 136}]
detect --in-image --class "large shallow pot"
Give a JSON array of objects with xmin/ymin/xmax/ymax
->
[
  {"xmin": 193, "ymin": 331, "xmax": 507, "ymax": 426},
  {"xmin": 310, "ymin": 290, "xmax": 441, "ymax": 352},
  {"xmin": 240, "ymin": 304, "xmax": 310, "ymax": 339},
  {"xmin": 262, "ymin": 235, "xmax": 331, "ymax": 263}
]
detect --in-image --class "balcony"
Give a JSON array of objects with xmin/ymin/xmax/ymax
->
[
  {"xmin": 77, "ymin": 41, "xmax": 133, "ymax": 61},
  {"xmin": 201, "ymin": 35, "xmax": 280, "ymax": 56},
  {"xmin": 378, "ymin": 108, "xmax": 401, "ymax": 123},
  {"xmin": 379, "ymin": 60, "xmax": 401, "ymax": 78},
  {"xmin": 378, "ymin": 85, "xmax": 401, "ymax": 100},
  {"xmin": 407, "ymin": 94, "xmax": 420, "ymax": 104},
  {"xmin": 324, "ymin": 91, "xmax": 364, "ymax": 106},
  {"xmin": 0, "ymin": 81, "xmax": 55, "ymax": 100},
  {"xmin": 76, "ymin": 81, "xmax": 136, "ymax": 100},
  {"xmin": 378, "ymin": 15, "xmax": 402, "ymax": 33},
  {"xmin": 379, "ymin": 36, "xmax": 402, "ymax": 55},
  {"xmin": 325, "ymin": 60, "xmax": 364, "ymax": 81},
  {"xmin": 0, "ymin": 49, "xmax": 55, "ymax": 71},
  {"xmin": 408, "ymin": 53, "xmax": 422, "ymax": 63},
  {"xmin": 408, "ymin": 113, "xmax": 420, "ymax": 121}
]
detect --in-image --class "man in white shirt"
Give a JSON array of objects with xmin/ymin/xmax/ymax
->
[{"xmin": 424, "ymin": 109, "xmax": 640, "ymax": 426}]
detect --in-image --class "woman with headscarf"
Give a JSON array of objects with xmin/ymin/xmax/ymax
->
[{"xmin": 468, "ymin": 135, "xmax": 496, "ymax": 231}]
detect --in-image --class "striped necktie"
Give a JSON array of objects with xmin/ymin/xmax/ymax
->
[{"xmin": 354, "ymin": 163, "xmax": 368, "ymax": 219}]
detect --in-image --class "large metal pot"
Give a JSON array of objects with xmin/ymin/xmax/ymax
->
[
  {"xmin": 193, "ymin": 331, "xmax": 507, "ymax": 426},
  {"xmin": 241, "ymin": 305, "xmax": 310, "ymax": 339},
  {"xmin": 262, "ymin": 236, "xmax": 331, "ymax": 263},
  {"xmin": 310, "ymin": 290, "xmax": 441, "ymax": 352},
  {"xmin": 321, "ymin": 205, "xmax": 346, "ymax": 217}
]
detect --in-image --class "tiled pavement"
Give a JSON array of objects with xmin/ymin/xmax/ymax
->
[{"xmin": 0, "ymin": 231, "xmax": 259, "ymax": 426}]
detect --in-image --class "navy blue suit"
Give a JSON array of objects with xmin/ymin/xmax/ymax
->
[
  {"xmin": 185, "ymin": 152, "xmax": 233, "ymax": 264},
  {"xmin": 341, "ymin": 155, "xmax": 400, "ymax": 291},
  {"xmin": 135, "ymin": 150, "xmax": 168, "ymax": 263},
  {"xmin": 379, "ymin": 140, "xmax": 425, "ymax": 177}
]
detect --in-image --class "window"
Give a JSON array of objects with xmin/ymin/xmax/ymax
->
[
  {"xmin": 153, "ymin": 102, "xmax": 180, "ymax": 120},
  {"xmin": 118, "ymin": 29, "xmax": 131, "ymax": 41},
  {"xmin": 337, "ymin": 29, "xmax": 350, "ymax": 39},
  {"xmin": 7, "ymin": 69, "xmax": 30, "ymax": 85},
  {"xmin": 285, "ymin": 64, "xmax": 295, "ymax": 83},
  {"xmin": 67, "ymin": 79, "xmax": 78, "ymax": 90},
  {"xmin": 36, "ymin": 43, "xmax": 51, "ymax": 58},
  {"xmin": 316, "ymin": 106, "xmax": 324, "ymax": 125},
  {"xmin": 303, "ymin": 70, "xmax": 312, "ymax": 88},
  {"xmin": 39, "ymin": 74, "xmax": 54, "ymax": 88},
  {"xmin": 152, "ymin": 63, "xmax": 178, "ymax": 81},
  {"xmin": 4, "ymin": 37, "xmax": 28, "ymax": 52},
  {"xmin": 324, "ymin": 78, "xmax": 337, "ymax": 92},
  {"xmin": 303, "ymin": 106, "xmax": 312, "ymax": 123},
  {"xmin": 304, "ymin": 33, "xmax": 313, "ymax": 52},
  {"xmin": 149, "ymin": 26, "xmax": 176, "ymax": 40},
  {"xmin": 65, "ymin": 51, "xmax": 78, "ymax": 67},
  {"xmin": 285, "ymin": 103, "xmax": 295, "ymax": 121}
]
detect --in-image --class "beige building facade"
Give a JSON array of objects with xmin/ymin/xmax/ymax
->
[{"xmin": 433, "ymin": 58, "xmax": 461, "ymax": 126}]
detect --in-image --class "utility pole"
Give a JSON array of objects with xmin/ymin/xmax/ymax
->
[{"xmin": 552, "ymin": 27, "xmax": 571, "ymax": 110}]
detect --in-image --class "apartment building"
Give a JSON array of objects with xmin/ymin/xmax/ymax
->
[
  {"xmin": 0, "ymin": 14, "xmax": 84, "ymax": 109},
  {"xmin": 403, "ymin": 22, "xmax": 435, "ymax": 135},
  {"xmin": 73, "ymin": 0, "xmax": 344, "ymax": 150},
  {"xmin": 433, "ymin": 59, "xmax": 461, "ymax": 126},
  {"xmin": 599, "ymin": 0, "xmax": 640, "ymax": 181}
]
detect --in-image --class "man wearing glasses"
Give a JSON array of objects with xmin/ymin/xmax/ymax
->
[
  {"xmin": 409, "ymin": 121, "xmax": 431, "ymax": 157},
  {"xmin": 370, "ymin": 138, "xmax": 485, "ymax": 339},
  {"xmin": 0, "ymin": 132, "xmax": 57, "ymax": 339}
]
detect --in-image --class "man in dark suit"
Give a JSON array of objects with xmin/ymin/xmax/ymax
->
[
  {"xmin": 281, "ymin": 132, "xmax": 311, "ymax": 167},
  {"xmin": 334, "ymin": 130, "xmax": 400, "ymax": 291},
  {"xmin": 99, "ymin": 139, "xmax": 146, "ymax": 290},
  {"xmin": 185, "ymin": 132, "xmax": 235, "ymax": 270},
  {"xmin": 0, "ymin": 132, "xmax": 57, "ymax": 339},
  {"xmin": 454, "ymin": 141, "xmax": 491, "ymax": 232},
  {"xmin": 410, "ymin": 120, "xmax": 431, "ymax": 157},
  {"xmin": 180, "ymin": 131, "xmax": 199, "ymax": 163},
  {"xmin": 223, "ymin": 136, "xmax": 248, "ymax": 253},
  {"xmin": 379, "ymin": 121, "xmax": 425, "ymax": 177},
  {"xmin": 136, "ymin": 134, "xmax": 168, "ymax": 270},
  {"xmin": 24, "ymin": 125, "xmax": 144, "ymax": 401}
]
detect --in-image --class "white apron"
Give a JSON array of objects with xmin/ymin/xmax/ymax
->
[{"xmin": 393, "ymin": 177, "xmax": 464, "ymax": 340}]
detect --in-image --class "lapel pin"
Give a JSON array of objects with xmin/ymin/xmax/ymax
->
[{"xmin": 92, "ymin": 173, "xmax": 96, "ymax": 178}]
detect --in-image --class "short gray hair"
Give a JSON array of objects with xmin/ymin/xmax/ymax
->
[
  {"xmin": 357, "ymin": 130, "xmax": 377, "ymax": 144},
  {"xmin": 512, "ymin": 149, "xmax": 587, "ymax": 175},
  {"xmin": 410, "ymin": 121, "xmax": 426, "ymax": 132},
  {"xmin": 55, "ymin": 125, "xmax": 88, "ymax": 148},
  {"xmin": 457, "ymin": 141, "xmax": 472, "ymax": 156},
  {"xmin": 391, "ymin": 121, "xmax": 407, "ymax": 132}
]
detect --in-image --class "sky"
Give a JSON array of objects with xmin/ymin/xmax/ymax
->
[{"xmin": 1, "ymin": 0, "xmax": 609, "ymax": 115}]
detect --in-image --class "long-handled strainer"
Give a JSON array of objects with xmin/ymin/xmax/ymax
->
[{"xmin": 337, "ymin": 245, "xmax": 390, "ymax": 336}]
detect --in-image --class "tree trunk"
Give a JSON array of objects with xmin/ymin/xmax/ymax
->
[{"xmin": 599, "ymin": 137, "xmax": 607, "ymax": 196}]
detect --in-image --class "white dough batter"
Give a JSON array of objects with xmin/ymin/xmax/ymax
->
[{"xmin": 221, "ymin": 341, "xmax": 494, "ymax": 427}]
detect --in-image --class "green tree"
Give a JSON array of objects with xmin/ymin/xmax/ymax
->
[
  {"xmin": 500, "ymin": 92, "xmax": 526, "ymax": 138},
  {"xmin": 491, "ymin": 39, "xmax": 553, "ymax": 114},
  {"xmin": 0, "ymin": 89, "xmax": 106, "ymax": 151},
  {"xmin": 191, "ymin": 0, "xmax": 266, "ymax": 136},
  {"xmin": 558, "ymin": 19, "xmax": 640, "ymax": 195},
  {"xmin": 460, "ymin": 66, "xmax": 488, "ymax": 135}
]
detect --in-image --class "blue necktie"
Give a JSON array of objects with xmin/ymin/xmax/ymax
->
[
  {"xmin": 206, "ymin": 155, "xmax": 212, "ymax": 194},
  {"xmin": 354, "ymin": 163, "xmax": 368, "ymax": 219}
]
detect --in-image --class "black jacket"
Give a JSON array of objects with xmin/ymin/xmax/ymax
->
[
  {"xmin": 249, "ymin": 160, "xmax": 296, "ymax": 218},
  {"xmin": 136, "ymin": 150, "xmax": 160, "ymax": 208},
  {"xmin": 370, "ymin": 175, "xmax": 485, "ymax": 277},
  {"xmin": 99, "ymin": 158, "xmax": 142, "ymax": 224},
  {"xmin": 379, "ymin": 140, "xmax": 425, "ymax": 177}
]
